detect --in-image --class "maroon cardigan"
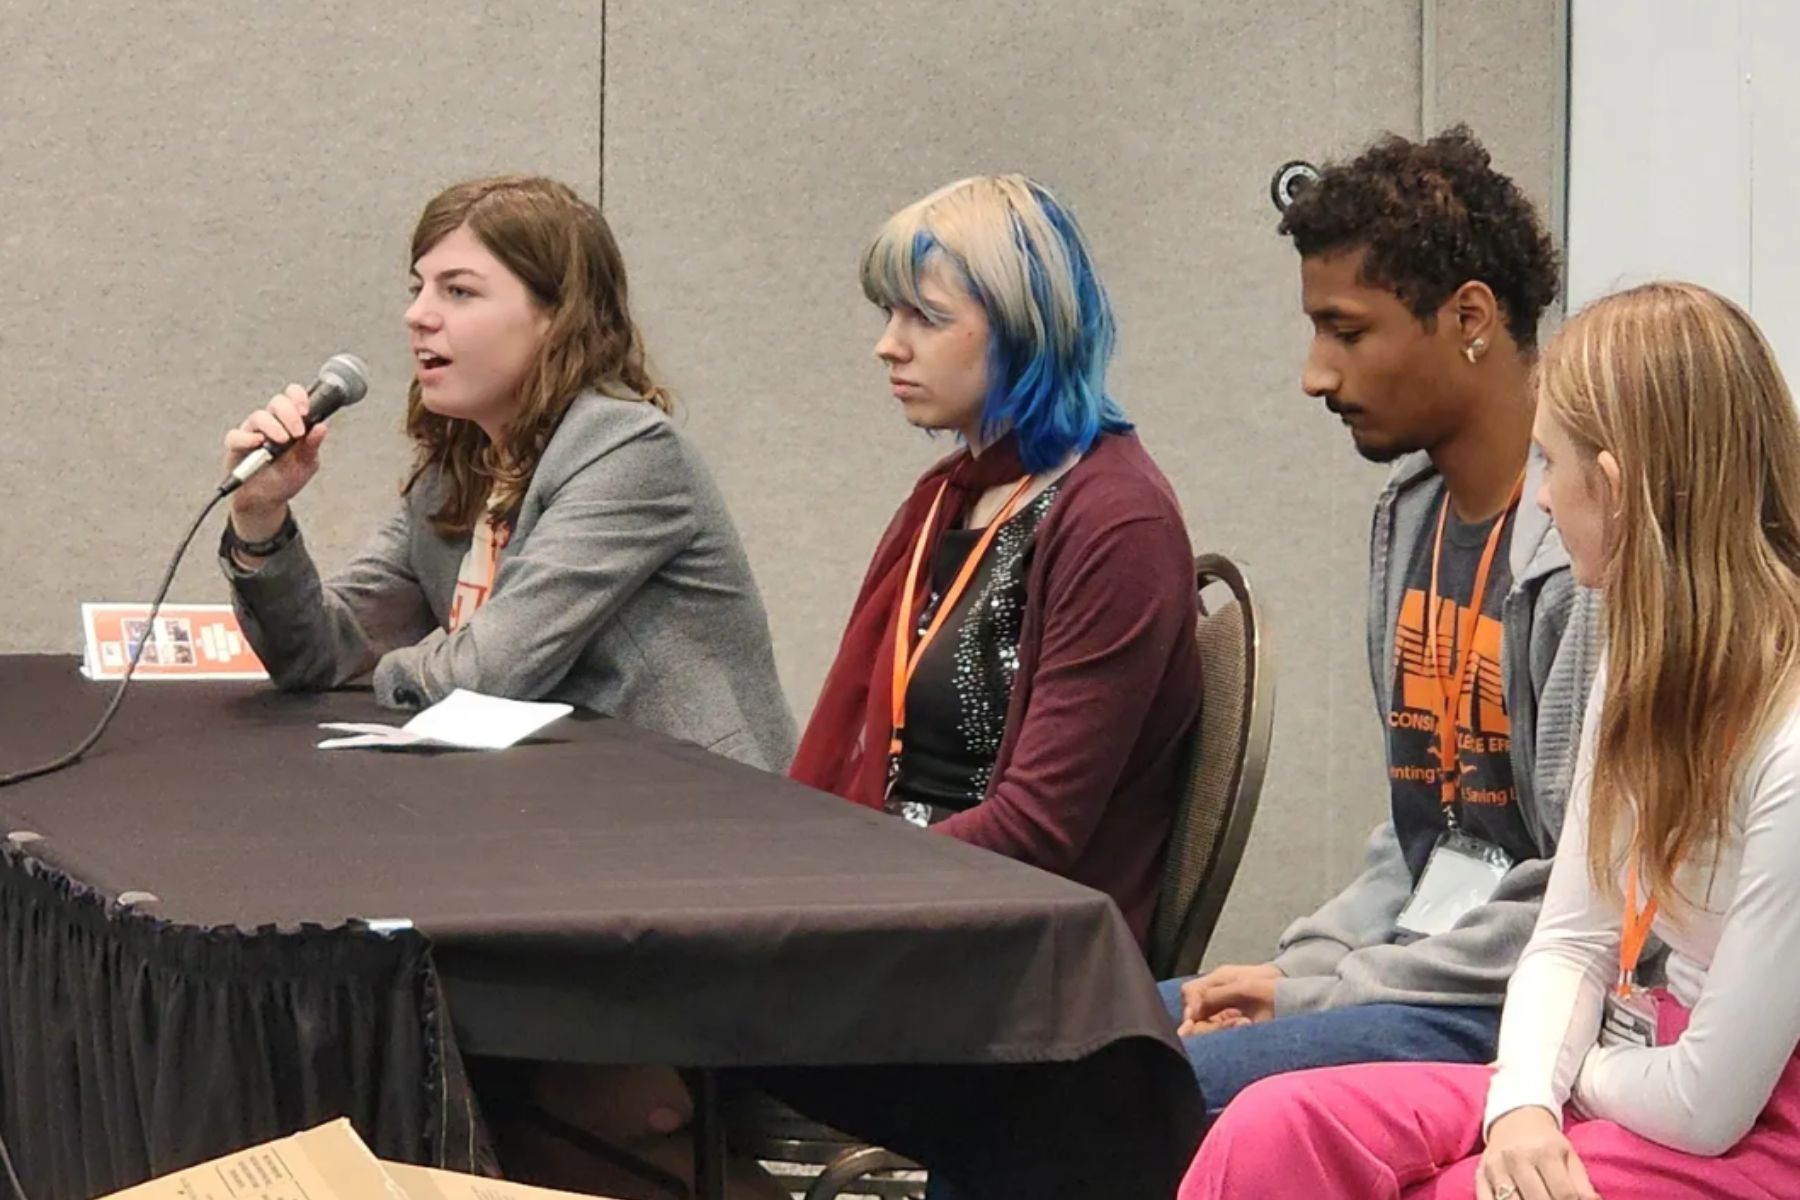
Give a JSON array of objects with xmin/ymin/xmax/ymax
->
[{"xmin": 928, "ymin": 433, "xmax": 1202, "ymax": 945}]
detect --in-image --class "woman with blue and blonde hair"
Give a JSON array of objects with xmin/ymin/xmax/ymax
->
[{"xmin": 791, "ymin": 174, "xmax": 1203, "ymax": 943}]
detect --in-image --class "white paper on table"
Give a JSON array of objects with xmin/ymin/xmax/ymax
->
[{"xmin": 317, "ymin": 688, "xmax": 573, "ymax": 751}]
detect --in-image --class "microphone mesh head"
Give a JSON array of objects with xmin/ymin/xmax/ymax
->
[{"xmin": 319, "ymin": 353, "xmax": 371, "ymax": 406}]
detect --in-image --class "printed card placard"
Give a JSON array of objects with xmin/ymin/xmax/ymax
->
[{"xmin": 81, "ymin": 602, "xmax": 269, "ymax": 681}]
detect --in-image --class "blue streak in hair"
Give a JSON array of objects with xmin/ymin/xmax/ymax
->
[
  {"xmin": 979, "ymin": 189, "xmax": 1131, "ymax": 473},
  {"xmin": 907, "ymin": 229, "xmax": 961, "ymax": 319}
]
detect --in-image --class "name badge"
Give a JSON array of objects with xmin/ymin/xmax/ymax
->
[
  {"xmin": 1601, "ymin": 986, "xmax": 1660, "ymax": 1049},
  {"xmin": 1396, "ymin": 831, "xmax": 1512, "ymax": 938}
]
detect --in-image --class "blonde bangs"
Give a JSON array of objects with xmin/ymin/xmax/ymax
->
[
  {"xmin": 860, "ymin": 202, "xmax": 948, "ymax": 319},
  {"xmin": 861, "ymin": 175, "xmax": 1086, "ymax": 351}
]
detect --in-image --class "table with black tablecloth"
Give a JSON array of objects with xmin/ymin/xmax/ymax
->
[{"xmin": 0, "ymin": 656, "xmax": 1200, "ymax": 1199}]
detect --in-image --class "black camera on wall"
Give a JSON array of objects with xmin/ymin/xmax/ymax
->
[{"xmin": 1270, "ymin": 161, "xmax": 1320, "ymax": 213}]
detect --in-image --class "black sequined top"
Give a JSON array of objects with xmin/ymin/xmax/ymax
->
[{"xmin": 886, "ymin": 485, "xmax": 1061, "ymax": 827}]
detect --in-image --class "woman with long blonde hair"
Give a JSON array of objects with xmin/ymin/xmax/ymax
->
[
  {"xmin": 219, "ymin": 174, "xmax": 794, "ymax": 772},
  {"xmin": 1178, "ymin": 281, "xmax": 1800, "ymax": 1198}
]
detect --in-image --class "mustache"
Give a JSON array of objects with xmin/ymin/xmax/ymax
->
[{"xmin": 1324, "ymin": 397, "xmax": 1361, "ymax": 415}]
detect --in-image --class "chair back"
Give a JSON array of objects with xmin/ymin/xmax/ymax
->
[{"xmin": 1147, "ymin": 553, "xmax": 1275, "ymax": 979}]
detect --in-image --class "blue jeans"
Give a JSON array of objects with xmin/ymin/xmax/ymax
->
[{"xmin": 1157, "ymin": 976, "xmax": 1501, "ymax": 1122}]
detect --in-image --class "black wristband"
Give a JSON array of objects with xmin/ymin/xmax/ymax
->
[{"xmin": 223, "ymin": 513, "xmax": 299, "ymax": 559}]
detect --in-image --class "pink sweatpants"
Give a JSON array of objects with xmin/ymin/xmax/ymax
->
[{"xmin": 1180, "ymin": 997, "xmax": 1800, "ymax": 1199}]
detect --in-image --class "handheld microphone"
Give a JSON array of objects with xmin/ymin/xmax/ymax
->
[{"xmin": 219, "ymin": 353, "xmax": 370, "ymax": 495}]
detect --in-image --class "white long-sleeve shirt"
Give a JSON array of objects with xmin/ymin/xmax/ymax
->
[{"xmin": 1484, "ymin": 670, "xmax": 1800, "ymax": 1156}]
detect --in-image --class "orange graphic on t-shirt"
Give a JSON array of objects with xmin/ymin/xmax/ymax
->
[{"xmin": 1393, "ymin": 588, "xmax": 1509, "ymax": 736}]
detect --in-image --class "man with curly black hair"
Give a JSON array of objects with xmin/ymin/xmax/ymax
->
[{"xmin": 1162, "ymin": 126, "xmax": 1602, "ymax": 1130}]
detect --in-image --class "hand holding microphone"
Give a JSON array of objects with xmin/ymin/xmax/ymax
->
[{"xmin": 221, "ymin": 354, "xmax": 368, "ymax": 539}]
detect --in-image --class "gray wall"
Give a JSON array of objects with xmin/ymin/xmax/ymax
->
[{"xmin": 0, "ymin": 1, "xmax": 1565, "ymax": 965}]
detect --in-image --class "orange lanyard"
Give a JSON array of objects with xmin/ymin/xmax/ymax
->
[
  {"xmin": 1619, "ymin": 856, "xmax": 1660, "ymax": 996},
  {"xmin": 1424, "ymin": 475, "xmax": 1524, "ymax": 815},
  {"xmin": 889, "ymin": 475, "xmax": 1035, "ymax": 759}
]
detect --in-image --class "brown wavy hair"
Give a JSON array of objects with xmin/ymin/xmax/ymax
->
[
  {"xmin": 1538, "ymin": 282, "xmax": 1800, "ymax": 913},
  {"xmin": 404, "ymin": 175, "xmax": 670, "ymax": 536}
]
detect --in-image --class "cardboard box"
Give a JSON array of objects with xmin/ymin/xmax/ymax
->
[{"xmin": 97, "ymin": 1118, "xmax": 616, "ymax": 1200}]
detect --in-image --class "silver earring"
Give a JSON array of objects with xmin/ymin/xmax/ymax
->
[{"xmin": 1463, "ymin": 337, "xmax": 1488, "ymax": 365}]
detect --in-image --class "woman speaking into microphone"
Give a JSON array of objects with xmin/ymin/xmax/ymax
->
[{"xmin": 219, "ymin": 174, "xmax": 795, "ymax": 771}]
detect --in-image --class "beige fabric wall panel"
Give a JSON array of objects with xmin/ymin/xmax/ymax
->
[
  {"xmin": 4, "ymin": 0, "xmax": 1565, "ymax": 965},
  {"xmin": 1433, "ymin": 0, "xmax": 1568, "ymax": 281},
  {"xmin": 603, "ymin": 1, "xmax": 1489, "ymax": 963},
  {"xmin": 0, "ymin": 1, "xmax": 603, "ymax": 653}
]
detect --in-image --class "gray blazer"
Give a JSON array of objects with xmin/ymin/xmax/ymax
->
[{"xmin": 222, "ymin": 392, "xmax": 798, "ymax": 772}]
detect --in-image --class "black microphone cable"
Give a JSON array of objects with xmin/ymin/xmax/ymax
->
[
  {"xmin": 0, "ymin": 487, "xmax": 228, "ymax": 791},
  {"xmin": 0, "ymin": 1121, "xmax": 27, "ymax": 1200}
]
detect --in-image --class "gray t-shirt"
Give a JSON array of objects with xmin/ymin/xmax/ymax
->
[{"xmin": 1387, "ymin": 505, "xmax": 1538, "ymax": 879}]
